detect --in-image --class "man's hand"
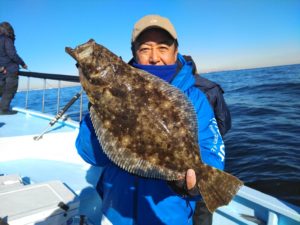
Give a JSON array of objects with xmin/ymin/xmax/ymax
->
[
  {"xmin": 0, "ymin": 66, "xmax": 6, "ymax": 74},
  {"xmin": 22, "ymin": 64, "xmax": 28, "ymax": 70}
]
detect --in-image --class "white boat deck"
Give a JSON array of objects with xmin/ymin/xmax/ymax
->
[
  {"xmin": 0, "ymin": 108, "xmax": 76, "ymax": 138},
  {"xmin": 0, "ymin": 108, "xmax": 102, "ymax": 224},
  {"xmin": 0, "ymin": 108, "xmax": 299, "ymax": 225}
]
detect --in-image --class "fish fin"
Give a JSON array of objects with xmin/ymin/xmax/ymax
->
[
  {"xmin": 197, "ymin": 165, "xmax": 243, "ymax": 212},
  {"xmin": 89, "ymin": 106, "xmax": 178, "ymax": 180}
]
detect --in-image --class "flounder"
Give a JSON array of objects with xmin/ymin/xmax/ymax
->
[{"xmin": 66, "ymin": 39, "xmax": 243, "ymax": 212}]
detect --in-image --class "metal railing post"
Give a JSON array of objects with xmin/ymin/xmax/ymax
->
[
  {"xmin": 79, "ymin": 87, "xmax": 83, "ymax": 121},
  {"xmin": 25, "ymin": 77, "xmax": 30, "ymax": 109},
  {"xmin": 57, "ymin": 81, "xmax": 61, "ymax": 114},
  {"xmin": 42, "ymin": 79, "xmax": 46, "ymax": 112}
]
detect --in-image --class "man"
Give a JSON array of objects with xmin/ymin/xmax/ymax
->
[
  {"xmin": 76, "ymin": 15, "xmax": 225, "ymax": 224},
  {"xmin": 0, "ymin": 22, "xmax": 27, "ymax": 115}
]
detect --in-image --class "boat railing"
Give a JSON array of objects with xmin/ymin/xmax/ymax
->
[{"xmin": 18, "ymin": 71, "xmax": 84, "ymax": 121}]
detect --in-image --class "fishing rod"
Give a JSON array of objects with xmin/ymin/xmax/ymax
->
[{"xmin": 33, "ymin": 90, "xmax": 83, "ymax": 141}]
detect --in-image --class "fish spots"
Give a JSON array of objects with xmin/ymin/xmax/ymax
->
[
  {"xmin": 161, "ymin": 100, "xmax": 172, "ymax": 110},
  {"xmin": 148, "ymin": 153, "xmax": 159, "ymax": 164},
  {"xmin": 178, "ymin": 127, "xmax": 187, "ymax": 137},
  {"xmin": 103, "ymin": 120, "xmax": 111, "ymax": 129},
  {"xmin": 103, "ymin": 88, "xmax": 113, "ymax": 100},
  {"xmin": 145, "ymin": 83, "xmax": 153, "ymax": 90},
  {"xmin": 121, "ymin": 135, "xmax": 131, "ymax": 147}
]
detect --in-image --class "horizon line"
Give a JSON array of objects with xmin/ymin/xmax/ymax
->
[{"xmin": 199, "ymin": 62, "xmax": 300, "ymax": 74}]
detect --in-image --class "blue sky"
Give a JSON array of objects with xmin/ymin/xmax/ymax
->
[{"xmin": 1, "ymin": 0, "xmax": 300, "ymax": 75}]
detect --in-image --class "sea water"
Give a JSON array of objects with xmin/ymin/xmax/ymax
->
[
  {"xmin": 12, "ymin": 63, "xmax": 300, "ymax": 206},
  {"xmin": 203, "ymin": 64, "xmax": 300, "ymax": 206}
]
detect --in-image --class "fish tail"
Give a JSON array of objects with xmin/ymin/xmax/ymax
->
[{"xmin": 197, "ymin": 165, "xmax": 243, "ymax": 212}]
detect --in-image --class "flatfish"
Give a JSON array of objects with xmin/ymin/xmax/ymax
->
[{"xmin": 66, "ymin": 39, "xmax": 243, "ymax": 212}]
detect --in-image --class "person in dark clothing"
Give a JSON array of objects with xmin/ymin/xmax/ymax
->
[{"xmin": 0, "ymin": 22, "xmax": 27, "ymax": 115}]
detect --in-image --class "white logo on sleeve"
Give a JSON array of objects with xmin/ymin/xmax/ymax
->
[{"xmin": 209, "ymin": 118, "xmax": 225, "ymax": 162}]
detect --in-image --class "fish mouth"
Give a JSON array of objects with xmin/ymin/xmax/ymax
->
[{"xmin": 65, "ymin": 39, "xmax": 96, "ymax": 64}]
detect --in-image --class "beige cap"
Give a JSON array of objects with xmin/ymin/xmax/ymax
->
[{"xmin": 131, "ymin": 15, "xmax": 177, "ymax": 43}]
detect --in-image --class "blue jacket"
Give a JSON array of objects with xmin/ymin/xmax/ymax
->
[
  {"xmin": 76, "ymin": 54, "xmax": 225, "ymax": 225},
  {"xmin": 0, "ymin": 34, "xmax": 25, "ymax": 74}
]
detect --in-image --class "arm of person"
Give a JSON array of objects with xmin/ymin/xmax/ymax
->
[{"xmin": 75, "ymin": 113, "xmax": 110, "ymax": 166}]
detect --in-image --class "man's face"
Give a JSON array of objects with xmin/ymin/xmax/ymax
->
[{"xmin": 134, "ymin": 28, "xmax": 178, "ymax": 66}]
